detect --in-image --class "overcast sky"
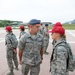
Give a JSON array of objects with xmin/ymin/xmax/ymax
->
[{"xmin": 0, "ymin": 0, "xmax": 75, "ymax": 23}]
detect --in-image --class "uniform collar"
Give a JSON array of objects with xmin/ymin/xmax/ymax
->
[
  {"xmin": 54, "ymin": 38, "xmax": 66, "ymax": 47},
  {"xmin": 7, "ymin": 32, "xmax": 13, "ymax": 35},
  {"xmin": 27, "ymin": 31, "xmax": 39, "ymax": 38}
]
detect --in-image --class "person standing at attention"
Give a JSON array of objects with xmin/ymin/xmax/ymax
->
[{"xmin": 43, "ymin": 24, "xmax": 50, "ymax": 55}]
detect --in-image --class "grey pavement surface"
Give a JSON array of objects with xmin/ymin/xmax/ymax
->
[{"xmin": 0, "ymin": 29, "xmax": 75, "ymax": 75}]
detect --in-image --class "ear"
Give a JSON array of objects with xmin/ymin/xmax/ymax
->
[
  {"xmin": 28, "ymin": 24, "xmax": 30, "ymax": 27},
  {"xmin": 28, "ymin": 24, "xmax": 33, "ymax": 29},
  {"xmin": 28, "ymin": 24, "xmax": 31, "ymax": 28}
]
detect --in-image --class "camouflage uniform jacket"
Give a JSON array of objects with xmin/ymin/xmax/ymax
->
[
  {"xmin": 38, "ymin": 26, "xmax": 44, "ymax": 36},
  {"xmin": 43, "ymin": 27, "xmax": 49, "ymax": 40},
  {"xmin": 5, "ymin": 32, "xmax": 18, "ymax": 50},
  {"xmin": 19, "ymin": 31, "xmax": 26, "ymax": 39},
  {"xmin": 50, "ymin": 38, "xmax": 69, "ymax": 75},
  {"xmin": 18, "ymin": 32, "xmax": 44, "ymax": 66}
]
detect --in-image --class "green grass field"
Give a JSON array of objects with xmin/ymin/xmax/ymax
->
[
  {"xmin": 0, "ymin": 24, "xmax": 75, "ymax": 30},
  {"xmin": 49, "ymin": 24, "xmax": 75, "ymax": 30}
]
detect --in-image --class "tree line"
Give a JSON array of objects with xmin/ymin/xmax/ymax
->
[{"xmin": 0, "ymin": 20, "xmax": 23, "ymax": 27}]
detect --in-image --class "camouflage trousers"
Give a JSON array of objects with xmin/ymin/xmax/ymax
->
[
  {"xmin": 21, "ymin": 63, "xmax": 40, "ymax": 75},
  {"xmin": 44, "ymin": 46, "xmax": 48, "ymax": 52},
  {"xmin": 44, "ymin": 39, "xmax": 49, "ymax": 52},
  {"xmin": 6, "ymin": 50, "xmax": 18, "ymax": 72}
]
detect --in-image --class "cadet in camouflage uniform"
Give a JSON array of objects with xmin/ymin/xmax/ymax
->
[
  {"xmin": 43, "ymin": 24, "xmax": 49, "ymax": 55},
  {"xmin": 5, "ymin": 26, "xmax": 18, "ymax": 75},
  {"xmin": 51, "ymin": 22, "xmax": 74, "ymax": 73},
  {"xmin": 19, "ymin": 25, "xmax": 26, "ymax": 39},
  {"xmin": 50, "ymin": 26, "xmax": 69, "ymax": 75},
  {"xmin": 18, "ymin": 19, "xmax": 44, "ymax": 75},
  {"xmin": 38, "ymin": 23, "xmax": 44, "ymax": 36}
]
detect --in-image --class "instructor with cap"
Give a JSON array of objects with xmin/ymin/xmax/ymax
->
[{"xmin": 18, "ymin": 19, "xmax": 44, "ymax": 75}]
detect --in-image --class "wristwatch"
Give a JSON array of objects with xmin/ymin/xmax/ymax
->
[{"xmin": 41, "ymin": 57, "xmax": 43, "ymax": 60}]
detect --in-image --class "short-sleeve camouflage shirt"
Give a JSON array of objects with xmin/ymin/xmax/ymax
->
[{"xmin": 18, "ymin": 32, "xmax": 44, "ymax": 65}]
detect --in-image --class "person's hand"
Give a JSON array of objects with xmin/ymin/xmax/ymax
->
[
  {"xmin": 13, "ymin": 48, "xmax": 17, "ymax": 53},
  {"xmin": 40, "ymin": 60, "xmax": 42, "ymax": 64},
  {"xmin": 19, "ymin": 61, "xmax": 22, "ymax": 65}
]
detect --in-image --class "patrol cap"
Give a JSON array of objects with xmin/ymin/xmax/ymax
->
[
  {"xmin": 50, "ymin": 26, "xmax": 65, "ymax": 35},
  {"xmin": 5, "ymin": 26, "xmax": 12, "ymax": 31},
  {"xmin": 53, "ymin": 22, "xmax": 62, "ymax": 27},
  {"xmin": 45, "ymin": 24, "xmax": 48, "ymax": 26},
  {"xmin": 19, "ymin": 25, "xmax": 24, "ymax": 29},
  {"xmin": 28, "ymin": 19, "xmax": 41, "ymax": 25}
]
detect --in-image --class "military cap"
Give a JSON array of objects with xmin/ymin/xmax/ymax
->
[
  {"xmin": 54, "ymin": 22, "xmax": 62, "ymax": 27},
  {"xmin": 19, "ymin": 25, "xmax": 24, "ymax": 29},
  {"xmin": 45, "ymin": 24, "xmax": 48, "ymax": 26},
  {"xmin": 50, "ymin": 26, "xmax": 65, "ymax": 35},
  {"xmin": 5, "ymin": 26, "xmax": 12, "ymax": 31},
  {"xmin": 28, "ymin": 19, "xmax": 41, "ymax": 25}
]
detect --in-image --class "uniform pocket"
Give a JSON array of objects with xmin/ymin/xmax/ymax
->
[
  {"xmin": 38, "ymin": 42, "xmax": 42, "ymax": 50},
  {"xmin": 26, "ymin": 42, "xmax": 33, "ymax": 49}
]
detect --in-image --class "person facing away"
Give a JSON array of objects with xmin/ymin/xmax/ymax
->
[
  {"xmin": 19, "ymin": 25, "xmax": 26, "ymax": 39},
  {"xmin": 43, "ymin": 24, "xmax": 50, "ymax": 55},
  {"xmin": 18, "ymin": 19, "xmax": 44, "ymax": 75},
  {"xmin": 50, "ymin": 26, "xmax": 70, "ymax": 75},
  {"xmin": 5, "ymin": 26, "xmax": 18, "ymax": 75},
  {"xmin": 38, "ymin": 23, "xmax": 44, "ymax": 36}
]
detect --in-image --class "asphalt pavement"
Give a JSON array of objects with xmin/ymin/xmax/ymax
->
[{"xmin": 0, "ymin": 29, "xmax": 75, "ymax": 75}]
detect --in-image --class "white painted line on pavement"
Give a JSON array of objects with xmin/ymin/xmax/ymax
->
[
  {"xmin": 66, "ymin": 30, "xmax": 75, "ymax": 37},
  {"xmin": 0, "ymin": 40, "xmax": 5, "ymax": 42},
  {"xmin": 0, "ymin": 30, "xmax": 5, "ymax": 33}
]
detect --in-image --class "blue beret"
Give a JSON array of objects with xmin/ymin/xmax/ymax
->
[
  {"xmin": 45, "ymin": 24, "xmax": 48, "ymax": 26},
  {"xmin": 29, "ymin": 19, "xmax": 41, "ymax": 25}
]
